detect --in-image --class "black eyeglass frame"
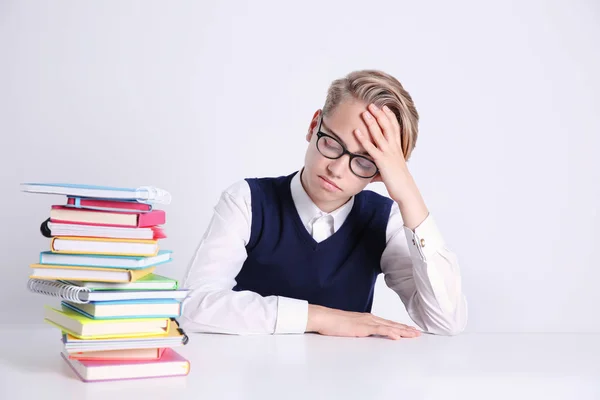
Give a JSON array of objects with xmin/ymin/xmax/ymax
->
[{"xmin": 315, "ymin": 115, "xmax": 379, "ymax": 179}]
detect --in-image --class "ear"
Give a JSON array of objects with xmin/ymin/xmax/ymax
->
[
  {"xmin": 370, "ymin": 173, "xmax": 383, "ymax": 183},
  {"xmin": 306, "ymin": 109, "xmax": 321, "ymax": 143}
]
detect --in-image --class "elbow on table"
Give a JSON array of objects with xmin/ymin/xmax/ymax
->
[
  {"xmin": 423, "ymin": 316, "xmax": 467, "ymax": 336},
  {"xmin": 178, "ymin": 308, "xmax": 198, "ymax": 332},
  {"xmin": 422, "ymin": 325, "xmax": 464, "ymax": 336},
  {"xmin": 424, "ymin": 296, "xmax": 468, "ymax": 336},
  {"xmin": 436, "ymin": 324, "xmax": 465, "ymax": 336}
]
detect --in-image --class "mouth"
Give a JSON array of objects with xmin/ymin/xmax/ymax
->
[{"xmin": 318, "ymin": 175, "xmax": 342, "ymax": 191}]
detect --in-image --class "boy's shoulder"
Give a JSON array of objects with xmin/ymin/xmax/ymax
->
[
  {"xmin": 240, "ymin": 172, "xmax": 296, "ymax": 190},
  {"xmin": 221, "ymin": 179, "xmax": 251, "ymax": 202},
  {"xmin": 221, "ymin": 172, "xmax": 294, "ymax": 200}
]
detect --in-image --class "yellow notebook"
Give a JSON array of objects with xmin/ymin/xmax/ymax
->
[
  {"xmin": 64, "ymin": 318, "xmax": 186, "ymax": 343},
  {"xmin": 51, "ymin": 236, "xmax": 159, "ymax": 257},
  {"xmin": 44, "ymin": 306, "xmax": 170, "ymax": 340},
  {"xmin": 30, "ymin": 264, "xmax": 155, "ymax": 283}
]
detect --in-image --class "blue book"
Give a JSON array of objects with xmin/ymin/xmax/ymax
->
[
  {"xmin": 20, "ymin": 182, "xmax": 171, "ymax": 204},
  {"xmin": 61, "ymin": 299, "xmax": 182, "ymax": 319}
]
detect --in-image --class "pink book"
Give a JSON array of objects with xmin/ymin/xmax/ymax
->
[
  {"xmin": 66, "ymin": 197, "xmax": 153, "ymax": 213},
  {"xmin": 61, "ymin": 348, "xmax": 190, "ymax": 382},
  {"xmin": 50, "ymin": 206, "xmax": 165, "ymax": 228},
  {"xmin": 68, "ymin": 347, "xmax": 167, "ymax": 361}
]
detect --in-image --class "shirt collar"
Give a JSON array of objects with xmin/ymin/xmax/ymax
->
[{"xmin": 290, "ymin": 169, "xmax": 355, "ymax": 232}]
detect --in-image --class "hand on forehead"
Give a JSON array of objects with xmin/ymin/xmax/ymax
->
[{"xmin": 322, "ymin": 101, "xmax": 374, "ymax": 154}]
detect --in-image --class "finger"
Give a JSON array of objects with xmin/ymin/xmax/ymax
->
[
  {"xmin": 374, "ymin": 325, "xmax": 402, "ymax": 340},
  {"xmin": 365, "ymin": 312, "xmax": 419, "ymax": 330},
  {"xmin": 388, "ymin": 326, "xmax": 421, "ymax": 338},
  {"xmin": 371, "ymin": 317, "xmax": 422, "ymax": 335},
  {"xmin": 373, "ymin": 325, "xmax": 419, "ymax": 340},
  {"xmin": 374, "ymin": 316, "xmax": 419, "ymax": 331},
  {"xmin": 382, "ymin": 105, "xmax": 402, "ymax": 145},
  {"xmin": 362, "ymin": 109, "xmax": 387, "ymax": 150},
  {"xmin": 354, "ymin": 128, "xmax": 382, "ymax": 160},
  {"xmin": 368, "ymin": 103, "xmax": 397, "ymax": 144},
  {"xmin": 375, "ymin": 322, "xmax": 421, "ymax": 338},
  {"xmin": 373, "ymin": 315, "xmax": 419, "ymax": 330}
]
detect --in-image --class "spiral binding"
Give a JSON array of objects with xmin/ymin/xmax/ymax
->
[{"xmin": 27, "ymin": 279, "xmax": 91, "ymax": 304}]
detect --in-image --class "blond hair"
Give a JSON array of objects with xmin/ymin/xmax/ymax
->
[{"xmin": 323, "ymin": 70, "xmax": 420, "ymax": 161}]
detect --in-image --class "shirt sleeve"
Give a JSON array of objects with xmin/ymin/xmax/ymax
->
[
  {"xmin": 179, "ymin": 180, "xmax": 308, "ymax": 335},
  {"xmin": 379, "ymin": 202, "xmax": 468, "ymax": 335}
]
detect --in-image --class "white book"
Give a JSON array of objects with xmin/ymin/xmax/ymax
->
[
  {"xmin": 48, "ymin": 222, "xmax": 159, "ymax": 240},
  {"xmin": 63, "ymin": 340, "xmax": 185, "ymax": 353},
  {"xmin": 83, "ymin": 290, "xmax": 189, "ymax": 302}
]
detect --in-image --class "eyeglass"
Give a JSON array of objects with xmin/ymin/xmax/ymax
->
[{"xmin": 315, "ymin": 115, "xmax": 379, "ymax": 179}]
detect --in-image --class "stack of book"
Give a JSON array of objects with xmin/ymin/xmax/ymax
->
[{"xmin": 21, "ymin": 183, "xmax": 191, "ymax": 382}]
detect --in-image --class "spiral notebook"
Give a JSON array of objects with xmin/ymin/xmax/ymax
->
[{"xmin": 27, "ymin": 278, "xmax": 190, "ymax": 304}]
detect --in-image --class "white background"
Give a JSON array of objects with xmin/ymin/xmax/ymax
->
[{"xmin": 1, "ymin": 0, "xmax": 598, "ymax": 332}]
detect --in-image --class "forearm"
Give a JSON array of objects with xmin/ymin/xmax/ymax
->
[
  {"xmin": 392, "ymin": 171, "xmax": 429, "ymax": 231},
  {"xmin": 180, "ymin": 286, "xmax": 309, "ymax": 335},
  {"xmin": 180, "ymin": 289, "xmax": 279, "ymax": 334},
  {"xmin": 405, "ymin": 253, "xmax": 468, "ymax": 335},
  {"xmin": 382, "ymin": 206, "xmax": 468, "ymax": 336}
]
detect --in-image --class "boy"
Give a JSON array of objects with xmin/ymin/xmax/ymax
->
[{"xmin": 180, "ymin": 70, "xmax": 467, "ymax": 339}]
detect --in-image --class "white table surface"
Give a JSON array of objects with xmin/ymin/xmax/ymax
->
[{"xmin": 1, "ymin": 327, "xmax": 599, "ymax": 400}]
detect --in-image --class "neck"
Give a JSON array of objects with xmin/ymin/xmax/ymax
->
[{"xmin": 299, "ymin": 168, "xmax": 351, "ymax": 213}]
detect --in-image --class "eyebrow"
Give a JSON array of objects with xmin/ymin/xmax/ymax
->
[{"xmin": 321, "ymin": 120, "xmax": 371, "ymax": 157}]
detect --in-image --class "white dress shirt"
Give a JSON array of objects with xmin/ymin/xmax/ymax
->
[{"xmin": 180, "ymin": 170, "xmax": 468, "ymax": 335}]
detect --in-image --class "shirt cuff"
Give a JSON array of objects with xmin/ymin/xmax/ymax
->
[
  {"xmin": 404, "ymin": 213, "xmax": 446, "ymax": 262},
  {"xmin": 274, "ymin": 296, "xmax": 309, "ymax": 334}
]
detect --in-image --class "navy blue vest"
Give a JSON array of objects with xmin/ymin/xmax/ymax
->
[{"xmin": 232, "ymin": 171, "xmax": 393, "ymax": 313}]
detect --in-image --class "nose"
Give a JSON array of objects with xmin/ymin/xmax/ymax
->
[{"xmin": 326, "ymin": 155, "xmax": 348, "ymax": 178}]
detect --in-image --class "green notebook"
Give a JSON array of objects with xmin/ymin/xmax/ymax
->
[{"xmin": 62, "ymin": 273, "xmax": 178, "ymax": 291}]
